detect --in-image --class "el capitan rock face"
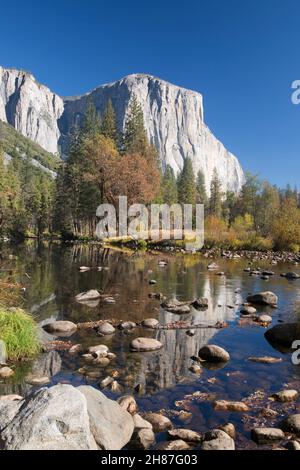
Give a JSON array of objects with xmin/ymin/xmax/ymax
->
[{"xmin": 0, "ymin": 68, "xmax": 244, "ymax": 193}]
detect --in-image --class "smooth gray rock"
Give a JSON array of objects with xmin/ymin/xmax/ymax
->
[
  {"xmin": 43, "ymin": 320, "xmax": 77, "ymax": 335},
  {"xmin": 251, "ymin": 427, "xmax": 285, "ymax": 444},
  {"xmin": 75, "ymin": 290, "xmax": 101, "ymax": 302},
  {"xmin": 130, "ymin": 337, "xmax": 163, "ymax": 352},
  {"xmin": 0, "ymin": 384, "xmax": 97, "ymax": 450},
  {"xmin": 201, "ymin": 429, "xmax": 235, "ymax": 450},
  {"xmin": 143, "ymin": 413, "xmax": 172, "ymax": 432},
  {"xmin": 142, "ymin": 318, "xmax": 159, "ymax": 328},
  {"xmin": 247, "ymin": 291, "xmax": 278, "ymax": 306},
  {"xmin": 198, "ymin": 345, "xmax": 230, "ymax": 363},
  {"xmin": 168, "ymin": 428, "xmax": 202, "ymax": 442},
  {"xmin": 78, "ymin": 385, "xmax": 134, "ymax": 450},
  {"xmin": 97, "ymin": 322, "xmax": 115, "ymax": 335}
]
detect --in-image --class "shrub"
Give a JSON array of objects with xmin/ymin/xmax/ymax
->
[{"xmin": 0, "ymin": 308, "xmax": 40, "ymax": 360}]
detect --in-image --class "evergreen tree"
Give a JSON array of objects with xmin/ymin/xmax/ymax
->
[
  {"xmin": 177, "ymin": 158, "xmax": 196, "ymax": 205},
  {"xmin": 162, "ymin": 165, "xmax": 178, "ymax": 205},
  {"xmin": 82, "ymin": 99, "xmax": 101, "ymax": 137},
  {"xmin": 196, "ymin": 170, "xmax": 208, "ymax": 207},
  {"xmin": 209, "ymin": 168, "xmax": 222, "ymax": 217},
  {"xmin": 100, "ymin": 99, "xmax": 118, "ymax": 144},
  {"xmin": 123, "ymin": 94, "xmax": 149, "ymax": 156}
]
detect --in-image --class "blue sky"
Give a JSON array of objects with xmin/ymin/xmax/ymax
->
[{"xmin": 1, "ymin": 0, "xmax": 300, "ymax": 187}]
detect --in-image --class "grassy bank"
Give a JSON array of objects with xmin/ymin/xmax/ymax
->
[{"xmin": 0, "ymin": 308, "xmax": 40, "ymax": 361}]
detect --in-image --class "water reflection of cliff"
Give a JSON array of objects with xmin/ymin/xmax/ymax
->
[{"xmin": 127, "ymin": 277, "xmax": 241, "ymax": 391}]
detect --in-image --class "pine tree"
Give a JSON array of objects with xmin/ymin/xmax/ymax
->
[
  {"xmin": 162, "ymin": 165, "xmax": 178, "ymax": 205},
  {"xmin": 82, "ymin": 99, "xmax": 101, "ymax": 138},
  {"xmin": 209, "ymin": 168, "xmax": 222, "ymax": 217},
  {"xmin": 196, "ymin": 170, "xmax": 208, "ymax": 207},
  {"xmin": 123, "ymin": 94, "xmax": 149, "ymax": 156},
  {"xmin": 177, "ymin": 158, "xmax": 196, "ymax": 205},
  {"xmin": 100, "ymin": 99, "xmax": 118, "ymax": 144}
]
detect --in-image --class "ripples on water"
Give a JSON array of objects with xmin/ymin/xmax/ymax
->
[{"xmin": 1, "ymin": 241, "xmax": 300, "ymax": 449}]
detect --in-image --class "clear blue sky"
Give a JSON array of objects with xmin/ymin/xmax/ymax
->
[{"xmin": 1, "ymin": 0, "xmax": 300, "ymax": 187}]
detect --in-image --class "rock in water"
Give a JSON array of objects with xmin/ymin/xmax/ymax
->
[
  {"xmin": 43, "ymin": 320, "xmax": 77, "ymax": 335},
  {"xmin": 213, "ymin": 400, "xmax": 249, "ymax": 412},
  {"xmin": 280, "ymin": 414, "xmax": 300, "ymax": 435},
  {"xmin": 247, "ymin": 291, "xmax": 278, "ymax": 306},
  {"xmin": 75, "ymin": 290, "xmax": 101, "ymax": 302},
  {"xmin": 143, "ymin": 413, "xmax": 173, "ymax": 432},
  {"xmin": 251, "ymin": 427, "xmax": 285, "ymax": 444},
  {"xmin": 142, "ymin": 318, "xmax": 159, "ymax": 328},
  {"xmin": 198, "ymin": 345, "xmax": 230, "ymax": 363},
  {"xmin": 78, "ymin": 385, "xmax": 134, "ymax": 449},
  {"xmin": 0, "ymin": 366, "xmax": 14, "ymax": 378},
  {"xmin": 201, "ymin": 429, "xmax": 235, "ymax": 450},
  {"xmin": 161, "ymin": 299, "xmax": 191, "ymax": 314},
  {"xmin": 265, "ymin": 323, "xmax": 300, "ymax": 348},
  {"xmin": 0, "ymin": 384, "xmax": 97, "ymax": 450},
  {"xmin": 272, "ymin": 390, "xmax": 299, "ymax": 402},
  {"xmin": 97, "ymin": 322, "xmax": 115, "ymax": 335},
  {"xmin": 168, "ymin": 428, "xmax": 202, "ymax": 443},
  {"xmin": 130, "ymin": 337, "xmax": 163, "ymax": 352}
]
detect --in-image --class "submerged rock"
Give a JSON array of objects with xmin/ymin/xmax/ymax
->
[
  {"xmin": 201, "ymin": 429, "xmax": 235, "ymax": 450},
  {"xmin": 248, "ymin": 356, "xmax": 282, "ymax": 364},
  {"xmin": 143, "ymin": 413, "xmax": 172, "ymax": 432},
  {"xmin": 198, "ymin": 345, "xmax": 230, "ymax": 363},
  {"xmin": 247, "ymin": 291, "xmax": 278, "ymax": 306},
  {"xmin": 130, "ymin": 337, "xmax": 162, "ymax": 352},
  {"xmin": 251, "ymin": 427, "xmax": 285, "ymax": 444},
  {"xmin": 213, "ymin": 400, "xmax": 249, "ymax": 412},
  {"xmin": 168, "ymin": 428, "xmax": 202, "ymax": 443},
  {"xmin": 43, "ymin": 320, "xmax": 77, "ymax": 335}
]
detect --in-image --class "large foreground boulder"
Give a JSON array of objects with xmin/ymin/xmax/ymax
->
[
  {"xmin": 247, "ymin": 291, "xmax": 278, "ymax": 306},
  {"xmin": 0, "ymin": 384, "xmax": 97, "ymax": 450},
  {"xmin": 77, "ymin": 385, "xmax": 134, "ymax": 450},
  {"xmin": 265, "ymin": 323, "xmax": 300, "ymax": 349}
]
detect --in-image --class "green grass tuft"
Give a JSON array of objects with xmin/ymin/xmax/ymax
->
[{"xmin": 0, "ymin": 308, "xmax": 40, "ymax": 361}]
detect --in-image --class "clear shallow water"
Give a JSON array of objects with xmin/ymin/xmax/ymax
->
[{"xmin": 1, "ymin": 241, "xmax": 300, "ymax": 449}]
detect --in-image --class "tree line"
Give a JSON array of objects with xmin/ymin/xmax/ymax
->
[{"xmin": 0, "ymin": 96, "xmax": 300, "ymax": 251}]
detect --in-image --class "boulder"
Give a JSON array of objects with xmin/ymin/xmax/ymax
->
[
  {"xmin": 265, "ymin": 323, "xmax": 300, "ymax": 348},
  {"xmin": 142, "ymin": 318, "xmax": 159, "ymax": 329},
  {"xmin": 143, "ymin": 412, "xmax": 172, "ymax": 432},
  {"xmin": 156, "ymin": 439, "xmax": 190, "ymax": 450},
  {"xmin": 161, "ymin": 299, "xmax": 191, "ymax": 314},
  {"xmin": 78, "ymin": 385, "xmax": 134, "ymax": 449},
  {"xmin": 130, "ymin": 337, "xmax": 162, "ymax": 352},
  {"xmin": 97, "ymin": 322, "xmax": 115, "ymax": 335},
  {"xmin": 168, "ymin": 428, "xmax": 202, "ymax": 443},
  {"xmin": 201, "ymin": 429, "xmax": 235, "ymax": 450},
  {"xmin": 0, "ymin": 400, "xmax": 22, "ymax": 430},
  {"xmin": 0, "ymin": 366, "xmax": 14, "ymax": 378},
  {"xmin": 282, "ymin": 272, "xmax": 300, "ymax": 280},
  {"xmin": 130, "ymin": 428, "xmax": 155, "ymax": 449},
  {"xmin": 272, "ymin": 390, "xmax": 299, "ymax": 403},
  {"xmin": 117, "ymin": 395, "xmax": 138, "ymax": 414},
  {"xmin": 247, "ymin": 291, "xmax": 278, "ymax": 306},
  {"xmin": 43, "ymin": 320, "xmax": 77, "ymax": 336},
  {"xmin": 280, "ymin": 414, "xmax": 300, "ymax": 435},
  {"xmin": 0, "ymin": 384, "xmax": 97, "ymax": 450},
  {"xmin": 213, "ymin": 400, "xmax": 249, "ymax": 412},
  {"xmin": 251, "ymin": 427, "xmax": 285, "ymax": 444},
  {"xmin": 198, "ymin": 345, "xmax": 230, "ymax": 363},
  {"xmin": 133, "ymin": 414, "xmax": 153, "ymax": 430},
  {"xmin": 75, "ymin": 290, "xmax": 101, "ymax": 302}
]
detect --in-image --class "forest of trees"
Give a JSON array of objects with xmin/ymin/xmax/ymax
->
[{"xmin": 1, "ymin": 96, "xmax": 300, "ymax": 251}]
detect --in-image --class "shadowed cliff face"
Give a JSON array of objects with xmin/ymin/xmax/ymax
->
[{"xmin": 0, "ymin": 67, "xmax": 244, "ymax": 193}]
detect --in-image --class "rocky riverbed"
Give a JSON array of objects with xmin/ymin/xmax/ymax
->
[{"xmin": 0, "ymin": 242, "xmax": 300, "ymax": 450}]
